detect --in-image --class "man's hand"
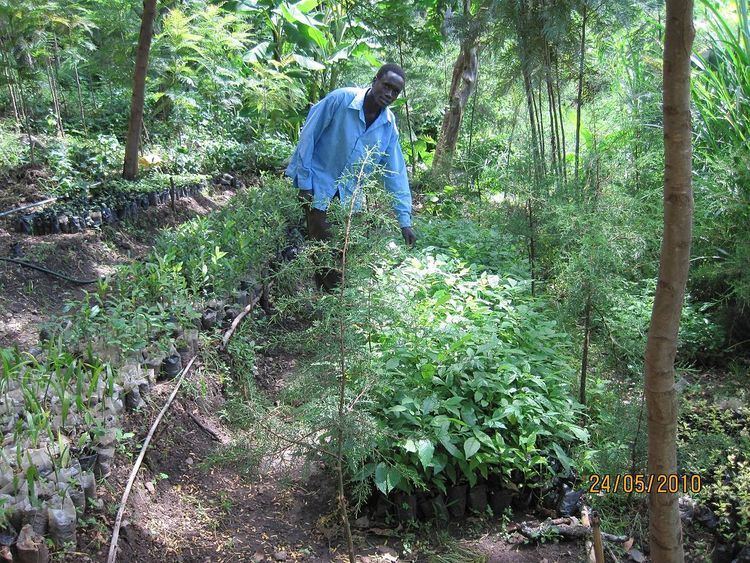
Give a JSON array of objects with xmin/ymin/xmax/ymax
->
[
  {"xmin": 401, "ymin": 226, "xmax": 417, "ymax": 247},
  {"xmin": 298, "ymin": 189, "xmax": 313, "ymax": 210}
]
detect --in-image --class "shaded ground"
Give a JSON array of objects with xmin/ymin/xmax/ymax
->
[{"xmin": 0, "ymin": 185, "xmax": 238, "ymax": 350}]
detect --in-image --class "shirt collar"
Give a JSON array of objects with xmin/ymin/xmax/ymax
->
[{"xmin": 348, "ymin": 88, "xmax": 393, "ymax": 126}]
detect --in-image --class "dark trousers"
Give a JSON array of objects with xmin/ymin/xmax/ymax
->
[{"xmin": 304, "ymin": 204, "xmax": 342, "ymax": 291}]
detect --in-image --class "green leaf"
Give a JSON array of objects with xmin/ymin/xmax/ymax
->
[
  {"xmin": 291, "ymin": 54, "xmax": 325, "ymax": 71},
  {"xmin": 293, "ymin": 0, "xmax": 318, "ymax": 13},
  {"xmin": 374, "ymin": 462, "xmax": 401, "ymax": 495},
  {"xmin": 302, "ymin": 24, "xmax": 328, "ymax": 49},
  {"xmin": 439, "ymin": 435, "xmax": 463, "ymax": 459},
  {"xmin": 464, "ymin": 437, "xmax": 481, "ymax": 459},
  {"xmin": 385, "ymin": 357, "xmax": 400, "ymax": 370},
  {"xmin": 551, "ymin": 443, "xmax": 573, "ymax": 475},
  {"xmin": 403, "ymin": 439, "xmax": 417, "ymax": 453},
  {"xmin": 422, "ymin": 396, "xmax": 438, "ymax": 414},
  {"xmin": 417, "ymin": 439, "xmax": 435, "ymax": 469},
  {"xmin": 568, "ymin": 425, "xmax": 589, "ymax": 442}
]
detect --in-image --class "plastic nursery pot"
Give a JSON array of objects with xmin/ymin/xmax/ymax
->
[
  {"xmin": 69, "ymin": 215, "xmax": 84, "ymax": 234},
  {"xmin": 77, "ymin": 451, "xmax": 99, "ymax": 472},
  {"xmin": 16, "ymin": 214, "xmax": 34, "ymax": 234},
  {"xmin": 50, "ymin": 214, "xmax": 61, "ymax": 234},
  {"xmin": 417, "ymin": 492, "xmax": 434, "ymax": 520},
  {"xmin": 101, "ymin": 207, "xmax": 115, "ymax": 225},
  {"xmin": 468, "ymin": 483, "xmax": 488, "ymax": 514},
  {"xmin": 57, "ymin": 214, "xmax": 69, "ymax": 233},
  {"xmin": 33, "ymin": 213, "xmax": 49, "ymax": 235},
  {"xmin": 446, "ymin": 484, "xmax": 468, "ymax": 519},
  {"xmin": 488, "ymin": 488, "xmax": 514, "ymax": 516},
  {"xmin": 160, "ymin": 353, "xmax": 183, "ymax": 380},
  {"xmin": 394, "ymin": 491, "xmax": 417, "ymax": 523},
  {"xmin": 201, "ymin": 308, "xmax": 218, "ymax": 330}
]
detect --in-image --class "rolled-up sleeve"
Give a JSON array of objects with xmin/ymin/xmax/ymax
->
[
  {"xmin": 381, "ymin": 129, "xmax": 412, "ymax": 228},
  {"xmin": 288, "ymin": 93, "xmax": 341, "ymax": 191}
]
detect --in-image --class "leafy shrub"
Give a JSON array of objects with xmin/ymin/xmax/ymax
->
[
  {"xmin": 602, "ymin": 278, "xmax": 724, "ymax": 372},
  {"xmin": 248, "ymin": 132, "xmax": 295, "ymax": 171},
  {"xmin": 358, "ymin": 252, "xmax": 588, "ymax": 495},
  {"xmin": 0, "ymin": 128, "xmax": 27, "ymax": 174}
]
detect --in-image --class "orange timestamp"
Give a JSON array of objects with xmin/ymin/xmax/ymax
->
[{"xmin": 587, "ymin": 473, "xmax": 703, "ymax": 494}]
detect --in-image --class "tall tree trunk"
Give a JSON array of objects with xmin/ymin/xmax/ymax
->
[
  {"xmin": 73, "ymin": 64, "xmax": 87, "ymax": 133},
  {"xmin": 432, "ymin": 0, "xmax": 479, "ymax": 178},
  {"xmin": 580, "ymin": 290, "xmax": 592, "ymax": 405},
  {"xmin": 544, "ymin": 44, "xmax": 560, "ymax": 186},
  {"xmin": 466, "ymin": 66, "xmax": 480, "ymax": 195},
  {"xmin": 645, "ymin": 1, "xmax": 694, "ymax": 561},
  {"xmin": 505, "ymin": 100, "xmax": 521, "ymax": 168},
  {"xmin": 46, "ymin": 58, "xmax": 65, "ymax": 137},
  {"xmin": 2, "ymin": 64, "xmax": 20, "ymax": 130},
  {"xmin": 123, "ymin": 0, "xmax": 158, "ymax": 180},
  {"xmin": 397, "ymin": 41, "xmax": 418, "ymax": 179},
  {"xmin": 574, "ymin": 2, "xmax": 588, "ymax": 185},
  {"xmin": 535, "ymin": 83, "xmax": 546, "ymax": 173},
  {"xmin": 52, "ymin": 34, "xmax": 68, "ymax": 117},
  {"xmin": 431, "ymin": 42, "xmax": 478, "ymax": 177},
  {"xmin": 555, "ymin": 57, "xmax": 567, "ymax": 183}
]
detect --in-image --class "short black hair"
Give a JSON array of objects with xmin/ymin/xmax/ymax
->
[{"xmin": 375, "ymin": 63, "xmax": 405, "ymax": 81}]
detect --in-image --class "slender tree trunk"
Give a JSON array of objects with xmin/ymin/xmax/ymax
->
[
  {"xmin": 505, "ymin": 101, "xmax": 520, "ymax": 168},
  {"xmin": 52, "ymin": 34, "xmax": 68, "ymax": 117},
  {"xmin": 645, "ymin": 1, "xmax": 694, "ymax": 561},
  {"xmin": 543, "ymin": 44, "xmax": 560, "ymax": 186},
  {"xmin": 2, "ymin": 64, "xmax": 20, "ymax": 130},
  {"xmin": 73, "ymin": 64, "xmax": 87, "ymax": 133},
  {"xmin": 574, "ymin": 2, "xmax": 588, "ymax": 185},
  {"xmin": 527, "ymin": 198, "xmax": 536, "ymax": 296},
  {"xmin": 466, "ymin": 65, "xmax": 480, "ymax": 195},
  {"xmin": 123, "ymin": 0, "xmax": 158, "ymax": 180},
  {"xmin": 580, "ymin": 290, "xmax": 592, "ymax": 405},
  {"xmin": 535, "ymin": 83, "xmax": 546, "ymax": 173},
  {"xmin": 46, "ymin": 58, "xmax": 65, "ymax": 137},
  {"xmin": 397, "ymin": 41, "xmax": 418, "ymax": 179},
  {"xmin": 555, "ymin": 57, "xmax": 567, "ymax": 183},
  {"xmin": 519, "ymin": 56, "xmax": 542, "ymax": 182}
]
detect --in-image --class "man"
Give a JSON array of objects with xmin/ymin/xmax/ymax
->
[{"xmin": 285, "ymin": 64, "xmax": 417, "ymax": 289}]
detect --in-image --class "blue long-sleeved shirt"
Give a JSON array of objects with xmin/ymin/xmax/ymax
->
[{"xmin": 285, "ymin": 87, "xmax": 413, "ymax": 228}]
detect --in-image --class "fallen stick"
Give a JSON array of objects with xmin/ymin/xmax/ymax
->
[
  {"xmin": 516, "ymin": 518, "xmax": 628, "ymax": 544},
  {"xmin": 187, "ymin": 410, "xmax": 223, "ymax": 442},
  {"xmin": 220, "ymin": 293, "xmax": 262, "ymax": 350},
  {"xmin": 106, "ymin": 355, "xmax": 198, "ymax": 563}
]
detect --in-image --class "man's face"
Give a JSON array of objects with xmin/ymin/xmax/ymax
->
[{"xmin": 370, "ymin": 71, "xmax": 405, "ymax": 109}]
